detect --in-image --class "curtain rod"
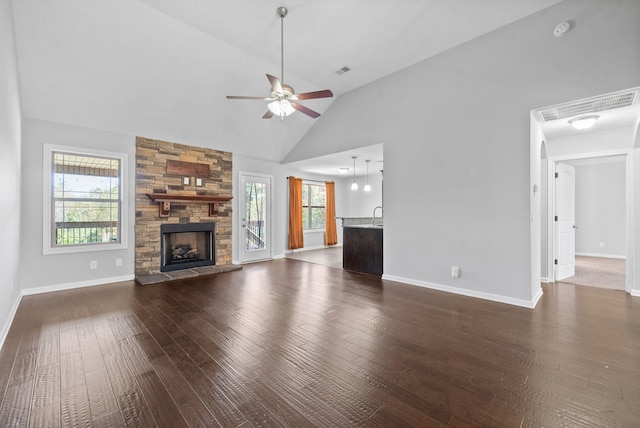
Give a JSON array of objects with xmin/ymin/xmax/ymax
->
[{"xmin": 286, "ymin": 176, "xmax": 331, "ymax": 184}]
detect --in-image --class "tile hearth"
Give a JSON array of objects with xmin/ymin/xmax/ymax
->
[{"xmin": 136, "ymin": 264, "xmax": 242, "ymax": 285}]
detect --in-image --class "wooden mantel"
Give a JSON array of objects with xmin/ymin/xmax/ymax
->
[{"xmin": 146, "ymin": 193, "xmax": 232, "ymax": 217}]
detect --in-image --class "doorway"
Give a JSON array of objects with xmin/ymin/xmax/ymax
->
[
  {"xmin": 550, "ymin": 156, "xmax": 627, "ymax": 290},
  {"xmin": 530, "ymin": 88, "xmax": 638, "ymax": 297},
  {"xmin": 239, "ymin": 173, "xmax": 272, "ymax": 263}
]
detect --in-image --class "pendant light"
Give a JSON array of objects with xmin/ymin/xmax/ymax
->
[
  {"xmin": 364, "ymin": 160, "xmax": 371, "ymax": 192},
  {"xmin": 351, "ymin": 156, "xmax": 358, "ymax": 190}
]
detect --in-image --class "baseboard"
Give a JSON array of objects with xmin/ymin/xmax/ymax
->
[
  {"xmin": 21, "ymin": 274, "xmax": 135, "ymax": 296},
  {"xmin": 575, "ymin": 252, "xmax": 626, "ymax": 260},
  {"xmin": 381, "ymin": 274, "xmax": 540, "ymax": 309},
  {"xmin": 0, "ymin": 294, "xmax": 23, "ymax": 353},
  {"xmin": 630, "ymin": 289, "xmax": 640, "ymax": 298},
  {"xmin": 285, "ymin": 244, "xmax": 342, "ymax": 254},
  {"xmin": 531, "ymin": 287, "xmax": 544, "ymax": 308},
  {"xmin": 541, "ymin": 276, "xmax": 552, "ymax": 283}
]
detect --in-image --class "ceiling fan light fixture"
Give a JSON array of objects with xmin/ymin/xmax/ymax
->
[
  {"xmin": 268, "ymin": 99, "xmax": 295, "ymax": 116},
  {"xmin": 569, "ymin": 114, "xmax": 599, "ymax": 130},
  {"xmin": 225, "ymin": 7, "xmax": 333, "ymax": 119}
]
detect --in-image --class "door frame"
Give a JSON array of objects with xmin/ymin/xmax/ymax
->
[
  {"xmin": 238, "ymin": 171, "xmax": 273, "ymax": 263},
  {"xmin": 545, "ymin": 150, "xmax": 633, "ymax": 293}
]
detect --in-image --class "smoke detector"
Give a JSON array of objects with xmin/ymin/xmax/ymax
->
[{"xmin": 553, "ymin": 21, "xmax": 571, "ymax": 37}]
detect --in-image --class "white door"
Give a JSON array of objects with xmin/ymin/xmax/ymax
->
[
  {"xmin": 239, "ymin": 174, "xmax": 271, "ymax": 263},
  {"xmin": 555, "ymin": 163, "xmax": 576, "ymax": 280}
]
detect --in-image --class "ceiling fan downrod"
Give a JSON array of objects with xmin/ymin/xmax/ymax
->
[{"xmin": 277, "ymin": 7, "xmax": 287, "ymax": 90}]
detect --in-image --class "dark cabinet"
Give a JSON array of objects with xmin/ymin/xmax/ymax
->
[{"xmin": 343, "ymin": 226, "xmax": 383, "ymax": 276}]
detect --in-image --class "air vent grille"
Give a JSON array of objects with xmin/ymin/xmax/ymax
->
[
  {"xmin": 537, "ymin": 89, "xmax": 639, "ymax": 122},
  {"xmin": 336, "ymin": 66, "xmax": 351, "ymax": 75}
]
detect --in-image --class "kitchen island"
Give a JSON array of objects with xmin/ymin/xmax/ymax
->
[{"xmin": 342, "ymin": 223, "xmax": 383, "ymax": 276}]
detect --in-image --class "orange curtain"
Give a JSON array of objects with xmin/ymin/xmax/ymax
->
[
  {"xmin": 324, "ymin": 181, "xmax": 338, "ymax": 246},
  {"xmin": 288, "ymin": 177, "xmax": 304, "ymax": 249}
]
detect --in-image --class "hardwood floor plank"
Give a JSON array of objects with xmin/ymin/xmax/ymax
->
[
  {"xmin": 148, "ymin": 354, "xmax": 221, "ymax": 427},
  {"xmin": 60, "ymin": 351, "xmax": 85, "ymax": 392},
  {"xmin": 0, "ymin": 378, "xmax": 34, "ymax": 427},
  {"xmin": 30, "ymin": 362, "xmax": 60, "ymax": 410},
  {"xmin": 60, "ymin": 383, "xmax": 91, "ymax": 428},
  {"xmin": 1, "ymin": 260, "xmax": 639, "ymax": 426},
  {"xmin": 85, "ymin": 368, "xmax": 119, "ymax": 422},
  {"xmin": 28, "ymin": 402, "xmax": 61, "ymax": 428},
  {"xmin": 135, "ymin": 370, "xmax": 188, "ymax": 427}
]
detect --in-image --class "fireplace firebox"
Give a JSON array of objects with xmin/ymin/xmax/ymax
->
[{"xmin": 161, "ymin": 223, "xmax": 215, "ymax": 272}]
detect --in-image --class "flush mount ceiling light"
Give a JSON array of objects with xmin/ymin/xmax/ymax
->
[
  {"xmin": 364, "ymin": 160, "xmax": 371, "ymax": 192},
  {"xmin": 569, "ymin": 114, "xmax": 599, "ymax": 130},
  {"xmin": 338, "ymin": 167, "xmax": 349, "ymax": 174},
  {"xmin": 351, "ymin": 156, "xmax": 358, "ymax": 190}
]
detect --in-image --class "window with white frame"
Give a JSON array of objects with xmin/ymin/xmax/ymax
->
[
  {"xmin": 44, "ymin": 145, "xmax": 127, "ymax": 254},
  {"xmin": 302, "ymin": 183, "xmax": 325, "ymax": 230}
]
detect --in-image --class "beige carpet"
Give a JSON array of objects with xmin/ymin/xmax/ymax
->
[{"xmin": 559, "ymin": 256, "xmax": 625, "ymax": 290}]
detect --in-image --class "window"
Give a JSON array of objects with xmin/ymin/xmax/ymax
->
[
  {"xmin": 302, "ymin": 183, "xmax": 325, "ymax": 230},
  {"xmin": 44, "ymin": 145, "xmax": 127, "ymax": 254}
]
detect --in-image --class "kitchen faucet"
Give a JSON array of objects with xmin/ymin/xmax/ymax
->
[{"xmin": 372, "ymin": 206, "xmax": 383, "ymax": 225}]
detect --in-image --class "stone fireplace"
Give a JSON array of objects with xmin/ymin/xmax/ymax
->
[{"xmin": 134, "ymin": 137, "xmax": 233, "ymax": 280}]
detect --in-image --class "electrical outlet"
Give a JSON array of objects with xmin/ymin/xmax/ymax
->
[
  {"xmin": 451, "ymin": 266, "xmax": 461, "ymax": 278},
  {"xmin": 115, "ymin": 258, "xmax": 123, "ymax": 267},
  {"xmin": 90, "ymin": 260, "xmax": 98, "ymax": 270},
  {"xmin": 599, "ymin": 242, "xmax": 605, "ymax": 248}
]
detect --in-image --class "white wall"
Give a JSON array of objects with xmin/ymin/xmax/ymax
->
[
  {"xmin": 573, "ymin": 161, "xmax": 626, "ymax": 257},
  {"xmin": 283, "ymin": 0, "xmax": 640, "ymax": 306},
  {"xmin": 0, "ymin": 0, "xmax": 23, "ymax": 344},
  {"xmin": 336, "ymin": 173, "xmax": 384, "ymax": 218},
  {"xmin": 19, "ymin": 118, "xmax": 136, "ymax": 290}
]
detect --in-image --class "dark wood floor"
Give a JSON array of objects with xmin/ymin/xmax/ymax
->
[{"xmin": 1, "ymin": 259, "xmax": 639, "ymax": 427}]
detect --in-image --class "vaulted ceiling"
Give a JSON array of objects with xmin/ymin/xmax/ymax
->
[{"xmin": 12, "ymin": 0, "xmax": 564, "ymax": 162}]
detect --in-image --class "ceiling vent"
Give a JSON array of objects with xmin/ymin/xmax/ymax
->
[
  {"xmin": 536, "ymin": 88, "xmax": 640, "ymax": 122},
  {"xmin": 336, "ymin": 66, "xmax": 351, "ymax": 75}
]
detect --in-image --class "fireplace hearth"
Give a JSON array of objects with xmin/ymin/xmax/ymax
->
[{"xmin": 161, "ymin": 223, "xmax": 215, "ymax": 272}]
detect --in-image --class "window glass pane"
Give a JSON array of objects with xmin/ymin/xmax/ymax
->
[
  {"xmin": 52, "ymin": 151, "xmax": 121, "ymax": 247},
  {"xmin": 245, "ymin": 181, "xmax": 266, "ymax": 251},
  {"xmin": 310, "ymin": 185, "xmax": 326, "ymax": 206},
  {"xmin": 310, "ymin": 208, "xmax": 325, "ymax": 229}
]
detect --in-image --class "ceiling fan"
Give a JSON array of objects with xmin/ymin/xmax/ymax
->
[{"xmin": 226, "ymin": 6, "xmax": 334, "ymax": 119}]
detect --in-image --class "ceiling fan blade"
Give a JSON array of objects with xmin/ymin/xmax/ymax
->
[
  {"xmin": 226, "ymin": 95, "xmax": 271, "ymax": 100},
  {"xmin": 262, "ymin": 110, "xmax": 274, "ymax": 119},
  {"xmin": 266, "ymin": 74, "xmax": 283, "ymax": 94},
  {"xmin": 295, "ymin": 89, "xmax": 334, "ymax": 100},
  {"xmin": 292, "ymin": 102, "xmax": 321, "ymax": 119}
]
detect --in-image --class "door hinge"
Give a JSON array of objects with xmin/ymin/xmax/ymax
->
[
  {"xmin": 555, "ymin": 172, "xmax": 559, "ymax": 178},
  {"xmin": 554, "ymin": 215, "xmax": 558, "ymax": 221},
  {"xmin": 554, "ymin": 259, "xmax": 558, "ymax": 265}
]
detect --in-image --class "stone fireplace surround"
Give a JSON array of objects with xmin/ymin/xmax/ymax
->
[{"xmin": 135, "ymin": 137, "xmax": 238, "ymax": 283}]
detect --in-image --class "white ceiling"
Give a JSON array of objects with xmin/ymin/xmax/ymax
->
[{"xmin": 12, "ymin": 0, "xmax": 568, "ymax": 172}]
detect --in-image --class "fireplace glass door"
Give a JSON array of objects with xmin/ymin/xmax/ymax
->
[{"xmin": 161, "ymin": 223, "xmax": 215, "ymax": 272}]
